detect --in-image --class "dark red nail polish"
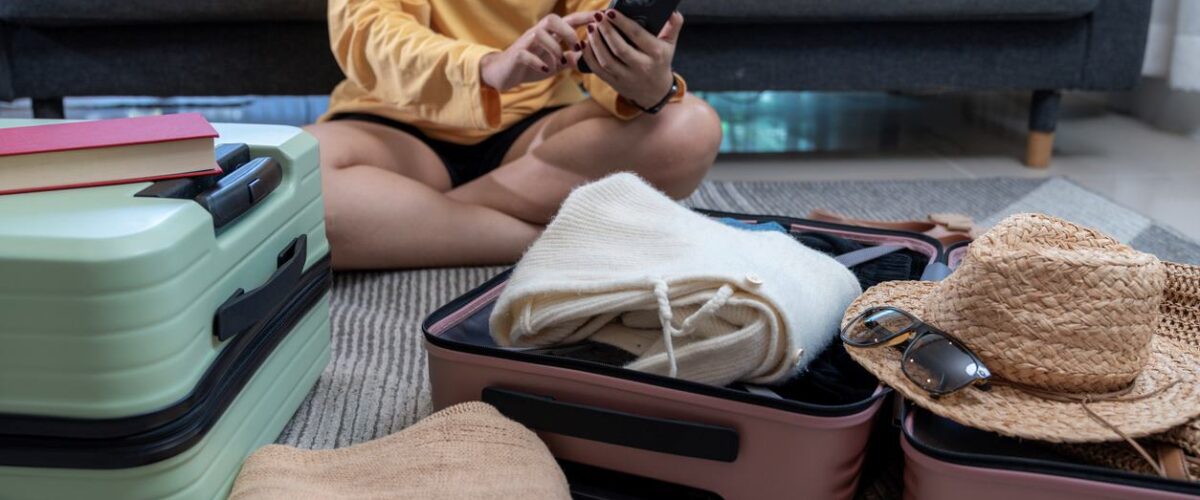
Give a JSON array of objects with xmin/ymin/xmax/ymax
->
[
  {"xmin": 607, "ymin": 10, "xmax": 615, "ymax": 19},
  {"xmin": 541, "ymin": 65, "xmax": 549, "ymax": 73},
  {"xmin": 594, "ymin": 12, "xmax": 603, "ymax": 22},
  {"xmin": 574, "ymin": 42, "xmax": 583, "ymax": 51},
  {"xmin": 560, "ymin": 55, "xmax": 567, "ymax": 65},
  {"xmin": 587, "ymin": 24, "xmax": 595, "ymax": 33}
]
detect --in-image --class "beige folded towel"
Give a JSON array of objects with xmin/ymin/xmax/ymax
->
[{"xmin": 229, "ymin": 402, "xmax": 570, "ymax": 500}]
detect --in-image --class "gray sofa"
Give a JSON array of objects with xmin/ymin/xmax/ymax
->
[{"xmin": 0, "ymin": 0, "xmax": 1152, "ymax": 166}]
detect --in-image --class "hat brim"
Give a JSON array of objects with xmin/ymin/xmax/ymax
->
[{"xmin": 844, "ymin": 281, "xmax": 1200, "ymax": 443}]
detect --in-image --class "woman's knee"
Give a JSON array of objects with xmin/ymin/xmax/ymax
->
[
  {"xmin": 639, "ymin": 94, "xmax": 723, "ymax": 197},
  {"xmin": 303, "ymin": 122, "xmax": 360, "ymax": 171},
  {"xmin": 304, "ymin": 120, "xmax": 404, "ymax": 172}
]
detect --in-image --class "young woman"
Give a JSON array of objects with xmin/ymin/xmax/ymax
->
[{"xmin": 308, "ymin": 0, "xmax": 723, "ymax": 269}]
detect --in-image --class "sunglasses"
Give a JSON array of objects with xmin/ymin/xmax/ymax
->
[{"xmin": 841, "ymin": 306, "xmax": 991, "ymax": 398}]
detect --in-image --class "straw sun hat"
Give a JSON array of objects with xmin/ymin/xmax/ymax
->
[{"xmin": 844, "ymin": 213, "xmax": 1200, "ymax": 443}]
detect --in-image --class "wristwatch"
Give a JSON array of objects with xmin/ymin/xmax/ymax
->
[{"xmin": 634, "ymin": 74, "xmax": 680, "ymax": 115}]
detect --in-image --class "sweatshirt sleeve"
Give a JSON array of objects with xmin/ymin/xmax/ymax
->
[
  {"xmin": 328, "ymin": 0, "xmax": 502, "ymax": 130},
  {"xmin": 558, "ymin": 0, "xmax": 688, "ymax": 120}
]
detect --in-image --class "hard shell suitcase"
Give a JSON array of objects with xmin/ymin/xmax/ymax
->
[
  {"xmin": 900, "ymin": 404, "xmax": 1200, "ymax": 499},
  {"xmin": 0, "ymin": 120, "xmax": 332, "ymax": 500},
  {"xmin": 423, "ymin": 210, "xmax": 961, "ymax": 500}
]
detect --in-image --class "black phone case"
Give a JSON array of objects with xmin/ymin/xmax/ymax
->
[
  {"xmin": 578, "ymin": 0, "xmax": 682, "ymax": 73},
  {"xmin": 611, "ymin": 0, "xmax": 680, "ymax": 34}
]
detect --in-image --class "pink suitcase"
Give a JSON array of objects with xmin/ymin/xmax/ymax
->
[
  {"xmin": 901, "ymin": 404, "xmax": 1200, "ymax": 499},
  {"xmin": 423, "ymin": 211, "xmax": 960, "ymax": 499}
]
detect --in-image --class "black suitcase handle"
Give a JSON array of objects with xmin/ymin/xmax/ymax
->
[
  {"xmin": 213, "ymin": 234, "xmax": 307, "ymax": 341},
  {"xmin": 136, "ymin": 143, "xmax": 252, "ymax": 201},
  {"xmin": 194, "ymin": 156, "xmax": 283, "ymax": 229},
  {"xmin": 135, "ymin": 144, "xmax": 282, "ymax": 230},
  {"xmin": 482, "ymin": 387, "xmax": 740, "ymax": 462}
]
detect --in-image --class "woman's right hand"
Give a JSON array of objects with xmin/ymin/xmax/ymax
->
[{"xmin": 481, "ymin": 12, "xmax": 596, "ymax": 92}]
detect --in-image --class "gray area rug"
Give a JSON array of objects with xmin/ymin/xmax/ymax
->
[{"xmin": 277, "ymin": 176, "xmax": 1200, "ymax": 497}]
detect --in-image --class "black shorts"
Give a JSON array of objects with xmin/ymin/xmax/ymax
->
[{"xmin": 328, "ymin": 107, "xmax": 563, "ymax": 187}]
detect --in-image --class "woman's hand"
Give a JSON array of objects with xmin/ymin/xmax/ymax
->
[
  {"xmin": 581, "ymin": 10, "xmax": 683, "ymax": 110},
  {"xmin": 481, "ymin": 12, "xmax": 595, "ymax": 92}
]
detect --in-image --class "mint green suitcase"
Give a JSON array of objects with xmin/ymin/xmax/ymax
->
[{"xmin": 0, "ymin": 120, "xmax": 332, "ymax": 499}]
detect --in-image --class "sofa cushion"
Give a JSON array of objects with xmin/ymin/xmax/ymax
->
[
  {"xmin": 680, "ymin": 0, "xmax": 1101, "ymax": 23},
  {"xmin": 0, "ymin": 0, "xmax": 326, "ymax": 25}
]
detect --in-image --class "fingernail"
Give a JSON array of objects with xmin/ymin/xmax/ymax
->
[
  {"xmin": 560, "ymin": 55, "xmax": 567, "ymax": 65},
  {"xmin": 541, "ymin": 65, "xmax": 549, "ymax": 73},
  {"xmin": 574, "ymin": 42, "xmax": 583, "ymax": 51},
  {"xmin": 606, "ymin": 10, "xmax": 615, "ymax": 19},
  {"xmin": 587, "ymin": 24, "xmax": 595, "ymax": 33},
  {"xmin": 593, "ymin": 12, "xmax": 603, "ymax": 22}
]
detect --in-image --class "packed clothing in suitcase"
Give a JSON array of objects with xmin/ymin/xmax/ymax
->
[{"xmin": 421, "ymin": 174, "xmax": 1200, "ymax": 499}]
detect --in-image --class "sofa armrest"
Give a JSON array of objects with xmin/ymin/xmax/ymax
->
[{"xmin": 1080, "ymin": 0, "xmax": 1153, "ymax": 90}]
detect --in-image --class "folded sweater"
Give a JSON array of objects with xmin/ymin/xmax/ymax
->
[{"xmin": 489, "ymin": 173, "xmax": 862, "ymax": 386}]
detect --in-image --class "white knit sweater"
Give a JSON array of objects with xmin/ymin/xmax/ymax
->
[{"xmin": 490, "ymin": 174, "xmax": 862, "ymax": 386}]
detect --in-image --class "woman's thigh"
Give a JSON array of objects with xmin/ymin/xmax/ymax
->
[
  {"xmin": 450, "ymin": 94, "xmax": 721, "ymax": 224},
  {"xmin": 303, "ymin": 119, "xmax": 452, "ymax": 191},
  {"xmin": 499, "ymin": 99, "xmax": 611, "ymax": 165}
]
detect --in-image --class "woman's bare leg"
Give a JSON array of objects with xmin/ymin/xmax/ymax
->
[
  {"xmin": 306, "ymin": 120, "xmax": 541, "ymax": 270},
  {"xmin": 309, "ymin": 94, "xmax": 721, "ymax": 269},
  {"xmin": 448, "ymin": 93, "xmax": 723, "ymax": 225}
]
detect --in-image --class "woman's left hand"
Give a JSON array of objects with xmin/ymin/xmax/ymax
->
[{"xmin": 578, "ymin": 10, "xmax": 683, "ymax": 110}]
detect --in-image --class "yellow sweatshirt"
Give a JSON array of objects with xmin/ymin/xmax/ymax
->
[{"xmin": 322, "ymin": 0, "xmax": 684, "ymax": 145}]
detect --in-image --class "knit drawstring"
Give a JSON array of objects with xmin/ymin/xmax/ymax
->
[
  {"xmin": 519, "ymin": 299, "xmax": 535, "ymax": 336},
  {"xmin": 651, "ymin": 278, "xmax": 735, "ymax": 378}
]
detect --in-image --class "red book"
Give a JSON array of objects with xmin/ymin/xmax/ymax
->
[{"xmin": 0, "ymin": 113, "xmax": 222, "ymax": 195}]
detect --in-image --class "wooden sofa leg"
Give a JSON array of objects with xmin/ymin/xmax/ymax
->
[
  {"xmin": 32, "ymin": 97, "xmax": 65, "ymax": 119},
  {"xmin": 1026, "ymin": 131, "xmax": 1055, "ymax": 169},
  {"xmin": 1025, "ymin": 90, "xmax": 1061, "ymax": 169}
]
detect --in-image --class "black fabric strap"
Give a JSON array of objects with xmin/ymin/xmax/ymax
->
[{"xmin": 634, "ymin": 74, "xmax": 680, "ymax": 114}]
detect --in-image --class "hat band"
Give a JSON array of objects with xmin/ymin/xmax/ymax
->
[{"xmin": 993, "ymin": 377, "xmax": 1181, "ymax": 478}]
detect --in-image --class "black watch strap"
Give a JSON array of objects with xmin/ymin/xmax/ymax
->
[{"xmin": 635, "ymin": 75, "xmax": 680, "ymax": 115}]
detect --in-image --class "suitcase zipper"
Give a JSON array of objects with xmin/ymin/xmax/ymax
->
[
  {"xmin": 0, "ymin": 254, "xmax": 332, "ymax": 469},
  {"xmin": 695, "ymin": 209, "xmax": 949, "ymax": 264},
  {"xmin": 901, "ymin": 404, "xmax": 1200, "ymax": 495}
]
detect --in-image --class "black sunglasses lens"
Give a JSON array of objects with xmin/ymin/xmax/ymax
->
[
  {"xmin": 902, "ymin": 332, "xmax": 986, "ymax": 395},
  {"xmin": 842, "ymin": 308, "xmax": 917, "ymax": 346}
]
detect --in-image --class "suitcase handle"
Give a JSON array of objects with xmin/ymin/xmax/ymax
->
[
  {"xmin": 213, "ymin": 234, "xmax": 307, "ymax": 341},
  {"xmin": 136, "ymin": 143, "xmax": 253, "ymax": 200},
  {"xmin": 482, "ymin": 387, "xmax": 740, "ymax": 462},
  {"xmin": 194, "ymin": 156, "xmax": 284, "ymax": 230}
]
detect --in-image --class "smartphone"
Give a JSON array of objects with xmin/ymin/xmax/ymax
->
[{"xmin": 578, "ymin": 0, "xmax": 684, "ymax": 74}]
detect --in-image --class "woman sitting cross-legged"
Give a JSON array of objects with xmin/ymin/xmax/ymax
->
[{"xmin": 307, "ymin": 0, "xmax": 723, "ymax": 269}]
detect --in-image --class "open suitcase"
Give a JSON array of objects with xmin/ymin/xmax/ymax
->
[
  {"xmin": 0, "ymin": 121, "xmax": 331, "ymax": 500},
  {"xmin": 423, "ymin": 209, "xmax": 969, "ymax": 500},
  {"xmin": 901, "ymin": 404, "xmax": 1200, "ymax": 499}
]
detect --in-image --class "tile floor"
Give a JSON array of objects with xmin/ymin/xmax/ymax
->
[
  {"xmin": 3, "ymin": 91, "xmax": 1197, "ymax": 239},
  {"xmin": 704, "ymin": 92, "xmax": 1200, "ymax": 241}
]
